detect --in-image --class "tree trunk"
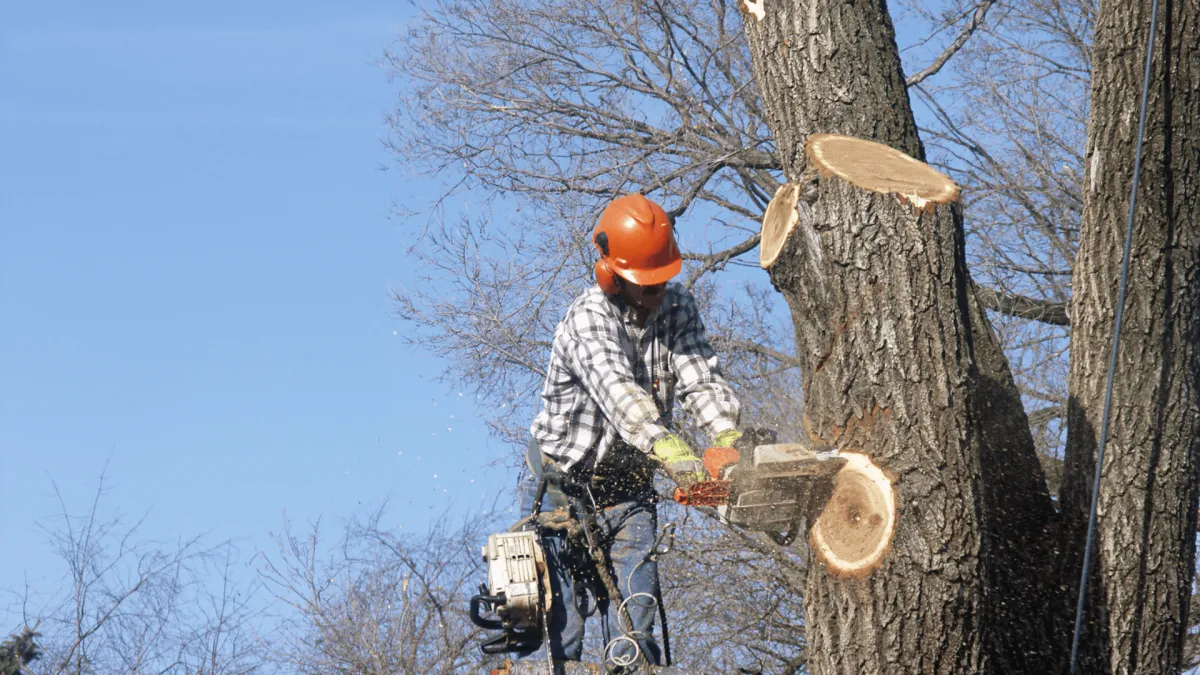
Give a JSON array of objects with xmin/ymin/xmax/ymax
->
[
  {"xmin": 740, "ymin": 0, "xmax": 1197, "ymax": 672},
  {"xmin": 740, "ymin": 2, "xmax": 1055, "ymax": 673},
  {"xmin": 1060, "ymin": 0, "xmax": 1200, "ymax": 672}
]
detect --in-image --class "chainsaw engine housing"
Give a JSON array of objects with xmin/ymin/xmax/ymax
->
[
  {"xmin": 469, "ymin": 531, "xmax": 551, "ymax": 654},
  {"xmin": 719, "ymin": 443, "xmax": 846, "ymax": 538}
]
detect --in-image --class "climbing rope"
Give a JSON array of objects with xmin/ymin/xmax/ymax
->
[
  {"xmin": 602, "ymin": 523, "xmax": 675, "ymax": 670},
  {"xmin": 517, "ymin": 501, "xmax": 676, "ymax": 671},
  {"xmin": 1067, "ymin": 0, "xmax": 1160, "ymax": 672}
]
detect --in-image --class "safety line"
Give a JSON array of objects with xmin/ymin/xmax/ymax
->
[{"xmin": 1067, "ymin": 0, "xmax": 1161, "ymax": 672}]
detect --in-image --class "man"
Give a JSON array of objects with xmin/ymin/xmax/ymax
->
[{"xmin": 518, "ymin": 194, "xmax": 743, "ymax": 669}]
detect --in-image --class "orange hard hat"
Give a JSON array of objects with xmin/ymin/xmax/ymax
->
[{"xmin": 592, "ymin": 194, "xmax": 682, "ymax": 287}]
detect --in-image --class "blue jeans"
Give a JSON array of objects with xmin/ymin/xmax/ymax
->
[{"xmin": 515, "ymin": 468, "xmax": 664, "ymax": 667}]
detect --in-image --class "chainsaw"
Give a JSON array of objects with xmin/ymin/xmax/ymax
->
[
  {"xmin": 468, "ymin": 530, "xmax": 552, "ymax": 655},
  {"xmin": 673, "ymin": 431, "xmax": 847, "ymax": 545}
]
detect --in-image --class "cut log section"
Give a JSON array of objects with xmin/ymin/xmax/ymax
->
[
  {"xmin": 759, "ymin": 182, "xmax": 802, "ymax": 268},
  {"xmin": 809, "ymin": 452, "xmax": 897, "ymax": 577},
  {"xmin": 805, "ymin": 133, "xmax": 961, "ymax": 212}
]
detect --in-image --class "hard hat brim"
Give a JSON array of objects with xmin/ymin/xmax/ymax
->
[{"xmin": 613, "ymin": 257, "xmax": 682, "ymax": 286}]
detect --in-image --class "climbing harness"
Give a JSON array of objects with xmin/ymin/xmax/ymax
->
[{"xmin": 471, "ymin": 454, "xmax": 676, "ymax": 671}]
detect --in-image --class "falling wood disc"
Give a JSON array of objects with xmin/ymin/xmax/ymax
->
[
  {"xmin": 806, "ymin": 134, "xmax": 961, "ymax": 212},
  {"xmin": 809, "ymin": 452, "xmax": 897, "ymax": 577},
  {"xmin": 759, "ymin": 182, "xmax": 802, "ymax": 269}
]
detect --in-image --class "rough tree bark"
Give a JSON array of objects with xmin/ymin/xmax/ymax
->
[
  {"xmin": 739, "ymin": 0, "xmax": 1198, "ymax": 673},
  {"xmin": 1059, "ymin": 0, "xmax": 1200, "ymax": 672}
]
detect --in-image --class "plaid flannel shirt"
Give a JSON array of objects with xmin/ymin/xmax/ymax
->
[{"xmin": 530, "ymin": 283, "xmax": 740, "ymax": 471}]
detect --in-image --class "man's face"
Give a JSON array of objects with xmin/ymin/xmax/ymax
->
[{"xmin": 621, "ymin": 279, "xmax": 668, "ymax": 311}]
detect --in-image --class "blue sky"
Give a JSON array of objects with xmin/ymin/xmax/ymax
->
[
  {"xmin": 1, "ymin": 0, "xmax": 512, "ymax": 627},
  {"xmin": 0, "ymin": 0, "xmax": 979, "ymax": 637}
]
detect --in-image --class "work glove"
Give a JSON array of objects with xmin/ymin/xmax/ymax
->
[
  {"xmin": 651, "ymin": 435, "xmax": 708, "ymax": 491},
  {"xmin": 712, "ymin": 429, "xmax": 742, "ymax": 448}
]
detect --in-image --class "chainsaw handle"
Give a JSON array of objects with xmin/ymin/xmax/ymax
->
[
  {"xmin": 671, "ymin": 447, "xmax": 740, "ymax": 506},
  {"xmin": 703, "ymin": 446, "xmax": 740, "ymax": 479},
  {"xmin": 468, "ymin": 594, "xmax": 505, "ymax": 630}
]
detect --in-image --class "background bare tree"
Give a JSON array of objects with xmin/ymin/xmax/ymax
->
[
  {"xmin": 386, "ymin": 0, "xmax": 1099, "ymax": 467},
  {"xmin": 384, "ymin": 0, "xmax": 1115, "ymax": 666},
  {"xmin": 658, "ymin": 505, "xmax": 809, "ymax": 673},
  {"xmin": 5, "ymin": 471, "xmax": 263, "ymax": 675},
  {"xmin": 253, "ymin": 505, "xmax": 502, "ymax": 674}
]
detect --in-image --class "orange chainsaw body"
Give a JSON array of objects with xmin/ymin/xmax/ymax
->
[{"xmin": 671, "ymin": 446, "xmax": 739, "ymax": 506}]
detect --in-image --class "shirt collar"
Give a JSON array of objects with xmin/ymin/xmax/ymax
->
[{"xmin": 607, "ymin": 292, "xmax": 663, "ymax": 326}]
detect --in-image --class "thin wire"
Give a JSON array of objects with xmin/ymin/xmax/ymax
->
[
  {"xmin": 603, "ymin": 530, "xmax": 675, "ymax": 669},
  {"xmin": 603, "ymin": 555, "xmax": 655, "ymax": 668},
  {"xmin": 1067, "ymin": 0, "xmax": 1160, "ymax": 672}
]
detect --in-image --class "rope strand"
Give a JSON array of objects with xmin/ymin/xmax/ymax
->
[{"xmin": 1067, "ymin": 0, "xmax": 1160, "ymax": 671}]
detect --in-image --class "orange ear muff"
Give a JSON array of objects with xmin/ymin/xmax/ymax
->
[{"xmin": 595, "ymin": 259, "xmax": 621, "ymax": 295}]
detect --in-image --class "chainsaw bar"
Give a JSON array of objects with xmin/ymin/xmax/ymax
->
[
  {"xmin": 672, "ymin": 479, "xmax": 731, "ymax": 506},
  {"xmin": 673, "ymin": 443, "xmax": 849, "ymax": 542}
]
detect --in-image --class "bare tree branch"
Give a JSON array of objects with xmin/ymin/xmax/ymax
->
[
  {"xmin": 906, "ymin": 0, "xmax": 999, "ymax": 86},
  {"xmin": 973, "ymin": 281, "xmax": 1070, "ymax": 325}
]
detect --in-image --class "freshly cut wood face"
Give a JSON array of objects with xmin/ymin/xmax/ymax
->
[
  {"xmin": 806, "ymin": 133, "xmax": 961, "ymax": 211},
  {"xmin": 759, "ymin": 182, "xmax": 801, "ymax": 268},
  {"xmin": 809, "ymin": 452, "xmax": 897, "ymax": 577}
]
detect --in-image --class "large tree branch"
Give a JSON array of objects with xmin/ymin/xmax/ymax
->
[
  {"xmin": 1027, "ymin": 405, "xmax": 1064, "ymax": 427},
  {"xmin": 972, "ymin": 281, "xmax": 1070, "ymax": 326}
]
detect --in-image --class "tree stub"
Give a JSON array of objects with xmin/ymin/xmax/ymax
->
[
  {"xmin": 759, "ymin": 182, "xmax": 802, "ymax": 268},
  {"xmin": 806, "ymin": 133, "xmax": 961, "ymax": 213},
  {"xmin": 809, "ymin": 452, "xmax": 897, "ymax": 577}
]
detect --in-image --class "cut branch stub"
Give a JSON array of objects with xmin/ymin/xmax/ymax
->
[
  {"xmin": 759, "ymin": 182, "xmax": 801, "ymax": 269},
  {"xmin": 809, "ymin": 452, "xmax": 897, "ymax": 577},
  {"xmin": 741, "ymin": 0, "xmax": 765, "ymax": 22},
  {"xmin": 805, "ymin": 133, "xmax": 961, "ymax": 213}
]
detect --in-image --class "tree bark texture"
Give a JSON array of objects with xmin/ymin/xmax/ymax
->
[
  {"xmin": 740, "ymin": 0, "xmax": 921, "ymax": 170},
  {"xmin": 1061, "ymin": 0, "xmax": 1200, "ymax": 672},
  {"xmin": 741, "ymin": 1, "xmax": 1059, "ymax": 673},
  {"xmin": 780, "ymin": 176, "xmax": 990, "ymax": 674},
  {"xmin": 742, "ymin": 0, "xmax": 1199, "ymax": 671}
]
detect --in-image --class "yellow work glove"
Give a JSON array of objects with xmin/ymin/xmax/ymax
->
[
  {"xmin": 712, "ymin": 429, "xmax": 743, "ymax": 448},
  {"xmin": 652, "ymin": 435, "xmax": 708, "ymax": 490}
]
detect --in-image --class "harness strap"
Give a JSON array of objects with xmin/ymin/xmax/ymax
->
[{"xmin": 526, "ymin": 441, "xmax": 572, "ymax": 512}]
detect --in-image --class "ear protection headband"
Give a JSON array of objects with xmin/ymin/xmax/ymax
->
[{"xmin": 593, "ymin": 231, "xmax": 622, "ymax": 295}]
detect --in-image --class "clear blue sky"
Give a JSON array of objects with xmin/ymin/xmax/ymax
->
[{"xmin": 1, "ymin": 0, "xmax": 512, "ymax": 627}]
